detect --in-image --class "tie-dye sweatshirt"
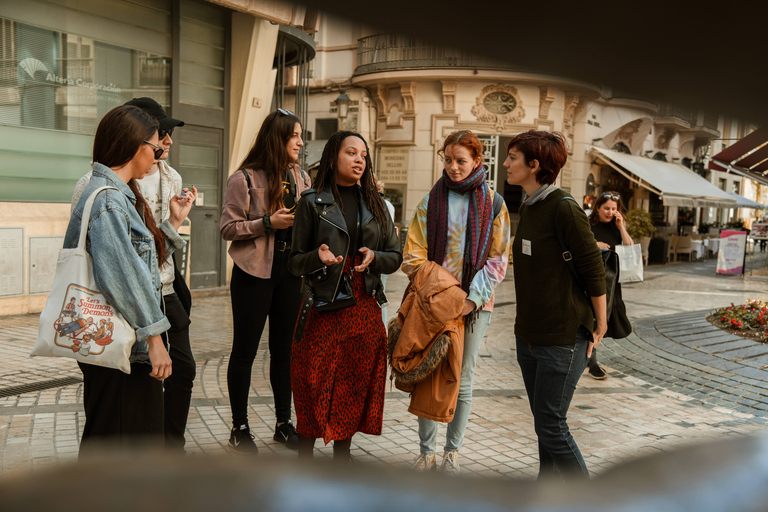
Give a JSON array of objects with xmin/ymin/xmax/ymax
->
[{"xmin": 401, "ymin": 188, "xmax": 511, "ymax": 311}]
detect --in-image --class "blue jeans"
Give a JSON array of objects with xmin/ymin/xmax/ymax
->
[
  {"xmin": 516, "ymin": 327, "xmax": 590, "ymax": 479},
  {"xmin": 418, "ymin": 310, "xmax": 492, "ymax": 455}
]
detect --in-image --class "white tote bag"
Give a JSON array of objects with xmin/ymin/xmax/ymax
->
[
  {"xmin": 31, "ymin": 186, "xmax": 136, "ymax": 373},
  {"xmin": 615, "ymin": 244, "xmax": 644, "ymax": 283}
]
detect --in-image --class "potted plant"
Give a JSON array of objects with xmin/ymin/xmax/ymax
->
[{"xmin": 626, "ymin": 208, "xmax": 655, "ymax": 242}]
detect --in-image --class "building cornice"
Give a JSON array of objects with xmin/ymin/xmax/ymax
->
[{"xmin": 351, "ymin": 68, "xmax": 602, "ymax": 98}]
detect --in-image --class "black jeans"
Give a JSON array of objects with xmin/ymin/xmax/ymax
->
[
  {"xmin": 162, "ymin": 292, "xmax": 195, "ymax": 452},
  {"xmin": 516, "ymin": 327, "xmax": 591, "ymax": 479},
  {"xmin": 78, "ymin": 361, "xmax": 164, "ymax": 455},
  {"xmin": 227, "ymin": 249, "xmax": 302, "ymax": 427}
]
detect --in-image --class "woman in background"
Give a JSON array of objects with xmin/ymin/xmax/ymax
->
[{"xmin": 586, "ymin": 191, "xmax": 633, "ymax": 379}]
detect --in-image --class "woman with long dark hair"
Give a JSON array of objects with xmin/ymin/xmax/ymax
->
[
  {"xmin": 220, "ymin": 109, "xmax": 311, "ymax": 453},
  {"xmin": 65, "ymin": 105, "xmax": 192, "ymax": 451},
  {"xmin": 505, "ymin": 130, "xmax": 606, "ymax": 479},
  {"xmin": 585, "ymin": 191, "xmax": 634, "ymax": 379},
  {"xmin": 287, "ymin": 131, "xmax": 402, "ymax": 462},
  {"xmin": 403, "ymin": 130, "xmax": 511, "ymax": 474}
]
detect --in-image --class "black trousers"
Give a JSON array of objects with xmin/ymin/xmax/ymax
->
[
  {"xmin": 78, "ymin": 361, "xmax": 164, "ymax": 455},
  {"xmin": 162, "ymin": 292, "xmax": 195, "ymax": 452},
  {"xmin": 227, "ymin": 249, "xmax": 302, "ymax": 426}
]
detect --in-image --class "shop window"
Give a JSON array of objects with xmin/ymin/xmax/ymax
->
[
  {"xmin": 0, "ymin": 16, "xmax": 171, "ymax": 202},
  {"xmin": 0, "ymin": 17, "xmax": 171, "ymax": 136}
]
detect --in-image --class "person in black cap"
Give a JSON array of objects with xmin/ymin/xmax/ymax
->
[{"xmin": 72, "ymin": 97, "xmax": 198, "ymax": 453}]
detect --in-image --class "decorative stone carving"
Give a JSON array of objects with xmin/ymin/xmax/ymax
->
[
  {"xmin": 400, "ymin": 82, "xmax": 416, "ymax": 114},
  {"xmin": 441, "ymin": 82, "xmax": 456, "ymax": 114},
  {"xmin": 562, "ymin": 93, "xmax": 581, "ymax": 136},
  {"xmin": 538, "ymin": 86, "xmax": 556, "ymax": 120},
  {"xmin": 655, "ymin": 126, "xmax": 677, "ymax": 150},
  {"xmin": 471, "ymin": 84, "xmax": 525, "ymax": 132},
  {"xmin": 615, "ymin": 119, "xmax": 644, "ymax": 146},
  {"xmin": 372, "ymin": 84, "xmax": 388, "ymax": 120}
]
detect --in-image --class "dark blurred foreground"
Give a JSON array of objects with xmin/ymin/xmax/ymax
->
[{"xmin": 2, "ymin": 434, "xmax": 768, "ymax": 511}]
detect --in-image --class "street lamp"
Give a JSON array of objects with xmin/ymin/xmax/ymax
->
[{"xmin": 335, "ymin": 90, "xmax": 351, "ymax": 120}]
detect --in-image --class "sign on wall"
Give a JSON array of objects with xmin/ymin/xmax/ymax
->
[{"xmin": 378, "ymin": 147, "xmax": 409, "ymax": 184}]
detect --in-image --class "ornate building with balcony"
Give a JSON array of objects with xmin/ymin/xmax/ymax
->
[{"xmin": 284, "ymin": 15, "xmax": 753, "ymax": 235}]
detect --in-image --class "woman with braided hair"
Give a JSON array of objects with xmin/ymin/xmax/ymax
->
[
  {"xmin": 403, "ymin": 130, "xmax": 511, "ymax": 474},
  {"xmin": 288, "ymin": 131, "xmax": 401, "ymax": 462}
]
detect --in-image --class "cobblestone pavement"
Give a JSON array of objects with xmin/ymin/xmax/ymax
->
[{"xmin": 1, "ymin": 257, "xmax": 767, "ymax": 478}]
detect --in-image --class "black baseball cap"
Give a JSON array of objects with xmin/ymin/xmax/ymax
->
[{"xmin": 124, "ymin": 97, "xmax": 185, "ymax": 131}]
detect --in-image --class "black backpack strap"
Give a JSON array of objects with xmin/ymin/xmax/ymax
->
[
  {"xmin": 554, "ymin": 196, "xmax": 588, "ymax": 294},
  {"xmin": 240, "ymin": 168, "xmax": 251, "ymax": 188}
]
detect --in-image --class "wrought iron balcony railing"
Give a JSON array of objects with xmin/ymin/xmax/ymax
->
[{"xmin": 355, "ymin": 34, "xmax": 516, "ymax": 75}]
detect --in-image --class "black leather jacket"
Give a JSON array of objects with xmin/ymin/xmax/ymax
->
[{"xmin": 287, "ymin": 185, "xmax": 402, "ymax": 306}]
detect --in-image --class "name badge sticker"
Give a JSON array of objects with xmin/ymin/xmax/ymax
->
[{"xmin": 522, "ymin": 239, "xmax": 532, "ymax": 256}]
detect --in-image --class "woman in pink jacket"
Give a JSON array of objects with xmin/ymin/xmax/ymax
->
[{"xmin": 220, "ymin": 109, "xmax": 311, "ymax": 454}]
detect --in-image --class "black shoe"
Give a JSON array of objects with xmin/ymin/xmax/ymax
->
[
  {"xmin": 228, "ymin": 424, "xmax": 258, "ymax": 454},
  {"xmin": 274, "ymin": 421, "xmax": 299, "ymax": 450},
  {"xmin": 588, "ymin": 364, "xmax": 608, "ymax": 380}
]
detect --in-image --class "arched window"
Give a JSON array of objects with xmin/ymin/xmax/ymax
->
[{"xmin": 653, "ymin": 152, "xmax": 667, "ymax": 161}]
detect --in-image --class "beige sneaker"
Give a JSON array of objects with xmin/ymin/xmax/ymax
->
[
  {"xmin": 441, "ymin": 450, "xmax": 460, "ymax": 475},
  {"xmin": 412, "ymin": 453, "xmax": 436, "ymax": 471}
]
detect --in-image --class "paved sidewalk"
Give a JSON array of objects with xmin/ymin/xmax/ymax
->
[{"xmin": 1, "ymin": 261, "xmax": 767, "ymax": 478}]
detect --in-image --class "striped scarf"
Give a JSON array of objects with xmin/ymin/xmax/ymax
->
[{"xmin": 427, "ymin": 166, "xmax": 494, "ymax": 295}]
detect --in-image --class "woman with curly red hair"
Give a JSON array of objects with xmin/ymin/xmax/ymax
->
[
  {"xmin": 402, "ymin": 130, "xmax": 511, "ymax": 474},
  {"xmin": 505, "ymin": 129, "xmax": 606, "ymax": 479}
]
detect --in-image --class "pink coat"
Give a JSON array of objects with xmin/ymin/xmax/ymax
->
[{"xmin": 220, "ymin": 165, "xmax": 311, "ymax": 278}]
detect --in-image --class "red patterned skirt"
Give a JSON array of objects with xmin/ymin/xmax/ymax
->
[{"xmin": 291, "ymin": 255, "xmax": 387, "ymax": 444}]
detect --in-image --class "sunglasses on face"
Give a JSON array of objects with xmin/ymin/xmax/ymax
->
[
  {"xmin": 277, "ymin": 108, "xmax": 295, "ymax": 116},
  {"xmin": 144, "ymin": 140, "xmax": 165, "ymax": 159},
  {"xmin": 602, "ymin": 192, "xmax": 621, "ymax": 201},
  {"xmin": 158, "ymin": 128, "xmax": 173, "ymax": 139}
]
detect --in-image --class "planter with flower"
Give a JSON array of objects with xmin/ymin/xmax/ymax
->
[{"xmin": 706, "ymin": 299, "xmax": 768, "ymax": 343}]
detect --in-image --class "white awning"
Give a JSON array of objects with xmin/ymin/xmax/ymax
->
[
  {"xmin": 725, "ymin": 191, "xmax": 766, "ymax": 210},
  {"xmin": 590, "ymin": 147, "xmax": 737, "ymax": 208}
]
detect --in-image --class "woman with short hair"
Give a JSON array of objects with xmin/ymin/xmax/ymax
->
[{"xmin": 505, "ymin": 129, "xmax": 606, "ymax": 479}]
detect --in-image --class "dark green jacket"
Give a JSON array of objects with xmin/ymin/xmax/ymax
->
[{"xmin": 512, "ymin": 188, "xmax": 606, "ymax": 345}]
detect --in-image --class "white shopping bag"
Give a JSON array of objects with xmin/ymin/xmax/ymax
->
[
  {"xmin": 615, "ymin": 244, "xmax": 644, "ymax": 283},
  {"xmin": 31, "ymin": 187, "xmax": 136, "ymax": 373}
]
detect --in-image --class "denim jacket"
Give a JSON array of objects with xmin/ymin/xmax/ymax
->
[
  {"xmin": 64, "ymin": 163, "xmax": 185, "ymax": 363},
  {"xmin": 72, "ymin": 160, "xmax": 183, "ymax": 295}
]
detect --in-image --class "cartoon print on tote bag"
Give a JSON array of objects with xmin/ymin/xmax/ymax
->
[{"xmin": 52, "ymin": 285, "xmax": 117, "ymax": 356}]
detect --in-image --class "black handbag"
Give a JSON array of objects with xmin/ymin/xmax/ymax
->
[
  {"xmin": 314, "ymin": 273, "xmax": 357, "ymax": 312},
  {"xmin": 606, "ymin": 285, "xmax": 632, "ymax": 338}
]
